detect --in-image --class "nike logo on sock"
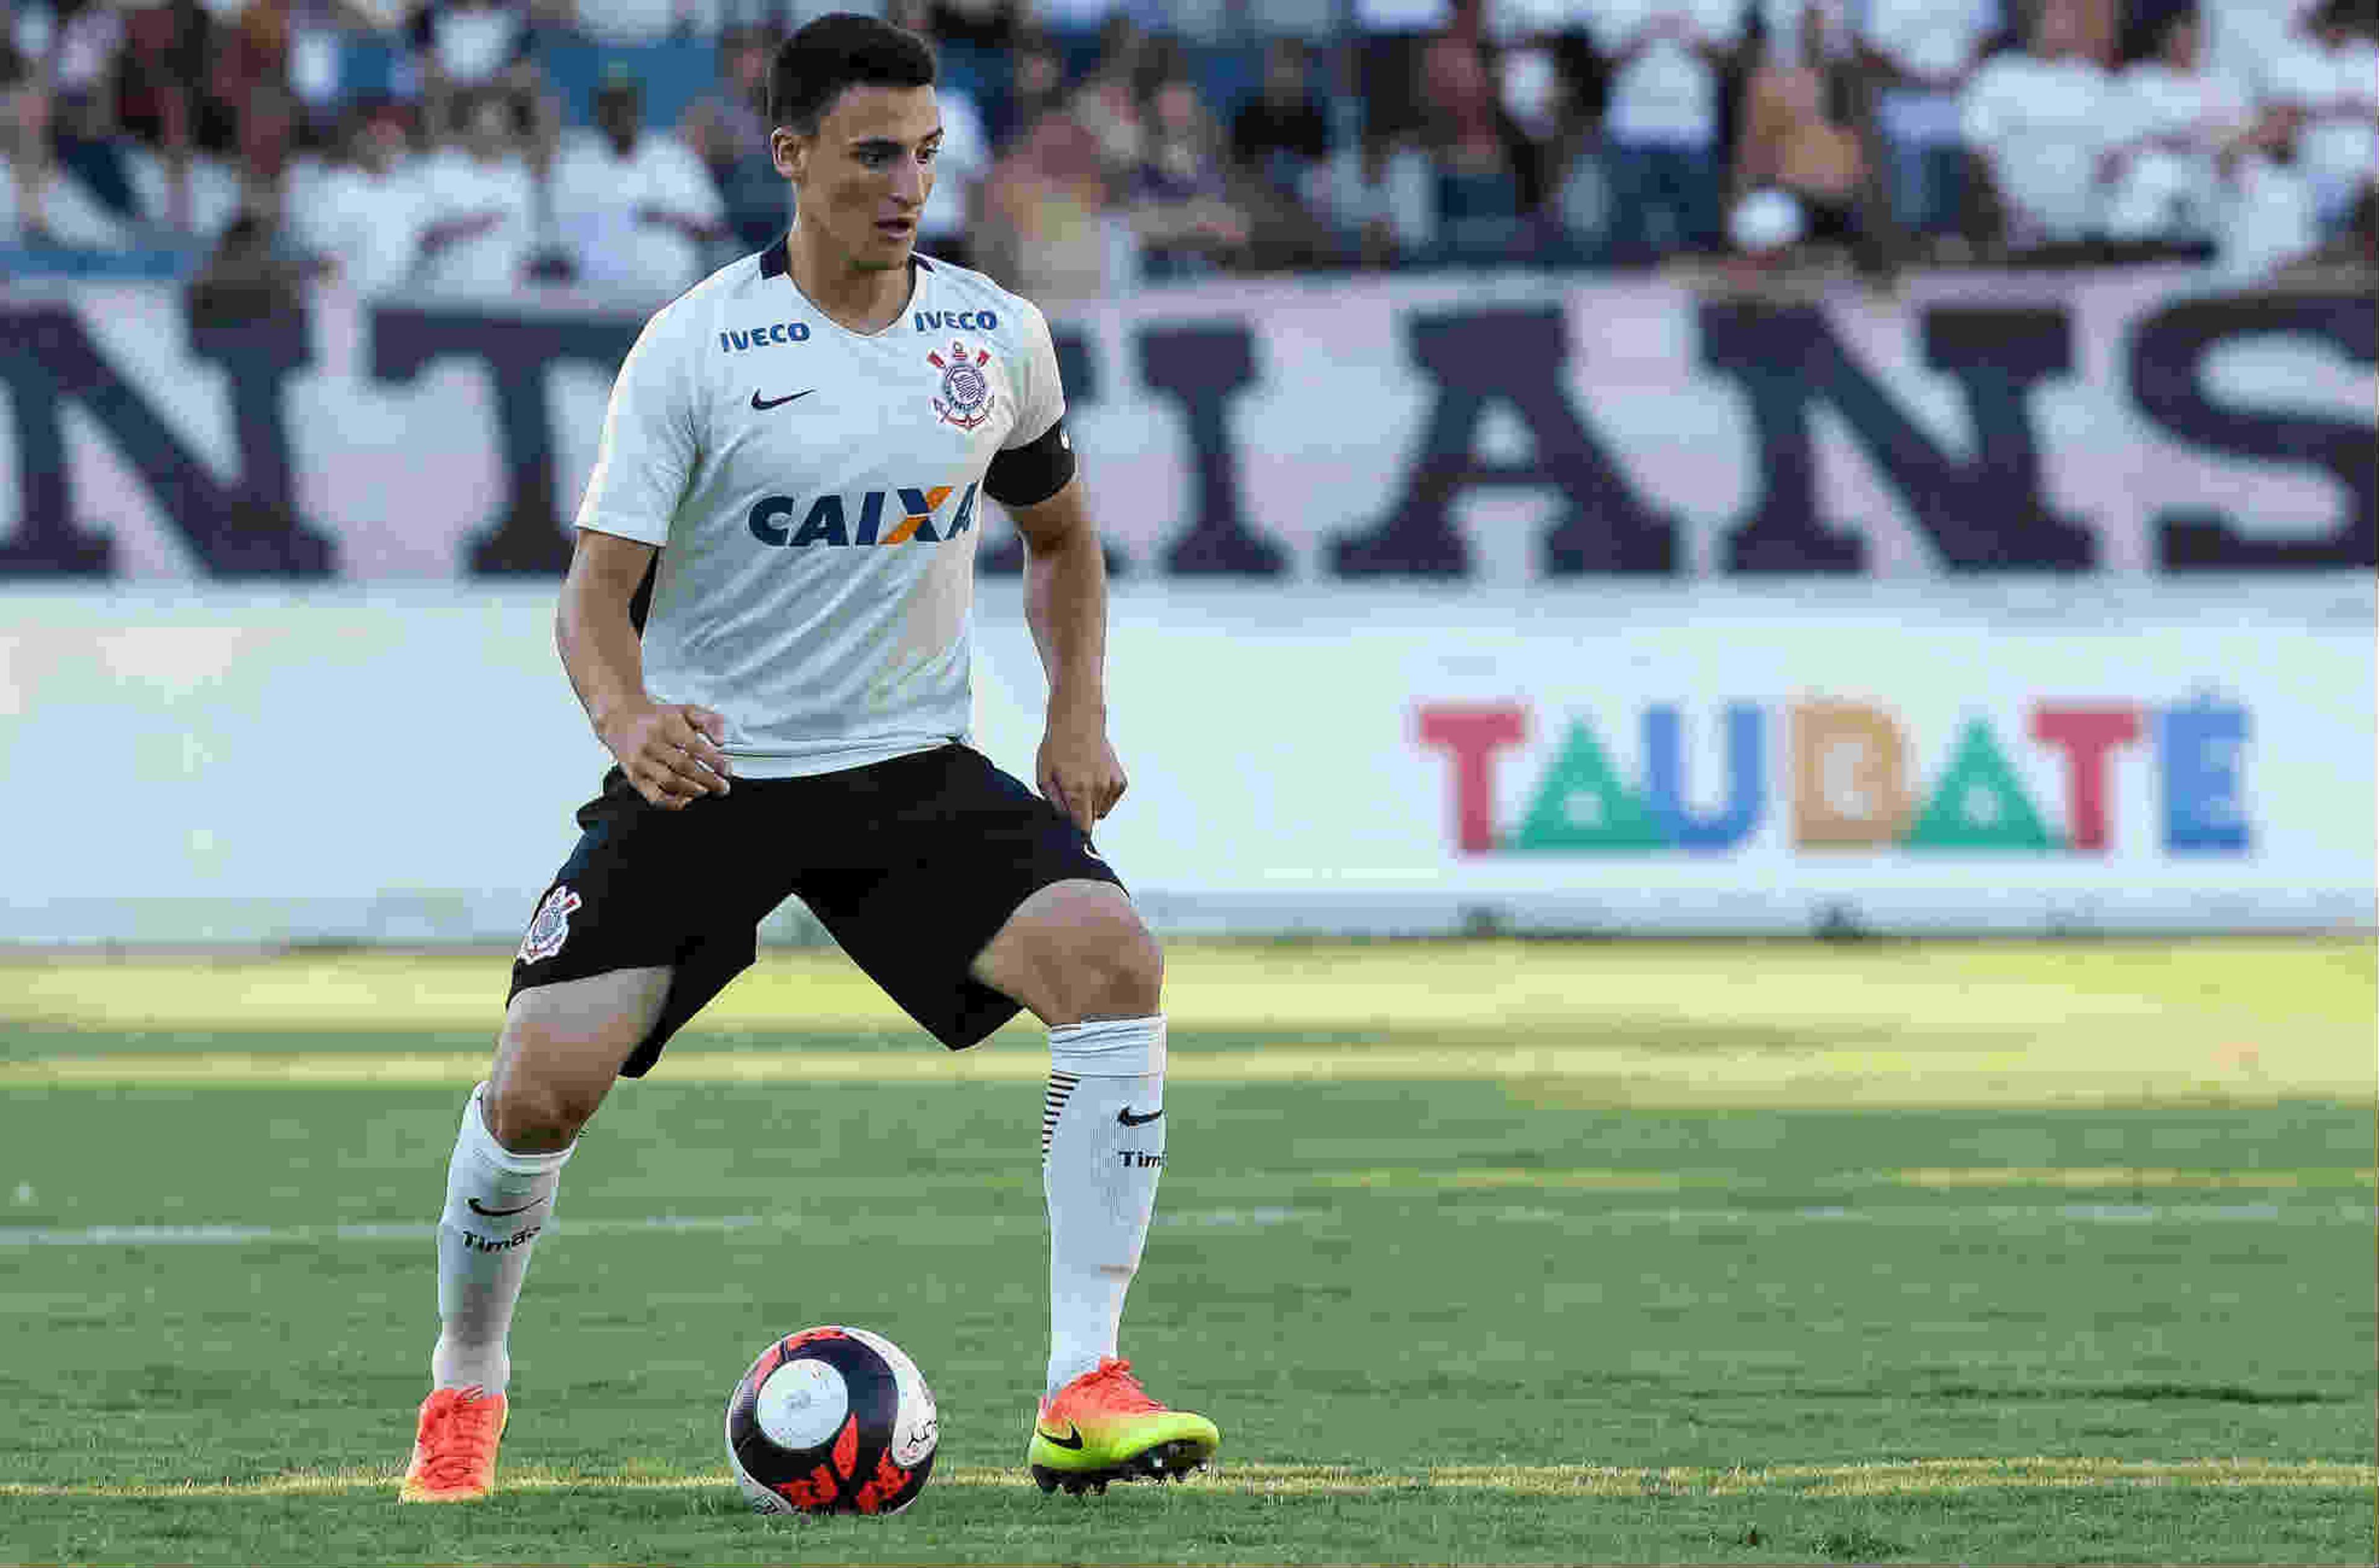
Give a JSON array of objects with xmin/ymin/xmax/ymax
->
[
  {"xmin": 1118, "ymin": 1107, "xmax": 1164, "ymax": 1128},
  {"xmin": 466, "ymin": 1196, "xmax": 545, "ymax": 1218},
  {"xmin": 1036, "ymin": 1422, "xmax": 1085, "ymax": 1450}
]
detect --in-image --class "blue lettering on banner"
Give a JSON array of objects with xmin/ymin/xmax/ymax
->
[
  {"xmin": 371, "ymin": 306, "xmax": 644, "ymax": 573},
  {"xmin": 0, "ymin": 287, "xmax": 2369, "ymax": 580}
]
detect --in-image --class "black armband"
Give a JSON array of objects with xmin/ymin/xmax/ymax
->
[{"xmin": 983, "ymin": 418, "xmax": 1077, "ymax": 509}]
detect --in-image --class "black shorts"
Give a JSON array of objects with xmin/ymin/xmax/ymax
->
[{"xmin": 506, "ymin": 743, "xmax": 1124, "ymax": 1075}]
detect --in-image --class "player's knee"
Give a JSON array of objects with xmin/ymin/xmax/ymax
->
[
  {"xmin": 483, "ymin": 1071, "xmax": 600, "ymax": 1153},
  {"xmin": 485, "ymin": 1019, "xmax": 614, "ymax": 1150},
  {"xmin": 1075, "ymin": 909, "xmax": 1164, "ymax": 1020}
]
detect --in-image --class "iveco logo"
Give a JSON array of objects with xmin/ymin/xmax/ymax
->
[
  {"xmin": 914, "ymin": 310, "xmax": 997, "ymax": 331},
  {"xmin": 719, "ymin": 322, "xmax": 812, "ymax": 351}
]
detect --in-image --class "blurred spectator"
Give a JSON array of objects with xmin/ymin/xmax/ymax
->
[
  {"xmin": 550, "ymin": 67, "xmax": 727, "ymax": 298},
  {"xmin": 572, "ymin": 0, "xmax": 702, "ymax": 44},
  {"xmin": 1129, "ymin": 66, "xmax": 1247, "ymax": 276},
  {"xmin": 1004, "ymin": 28, "xmax": 1071, "ymax": 136},
  {"xmin": 1731, "ymin": 0, "xmax": 1865, "ymax": 257},
  {"xmin": 1961, "ymin": 0, "xmax": 2112, "ymax": 246},
  {"xmin": 1229, "ymin": 35, "xmax": 1336, "ymax": 265},
  {"xmin": 187, "ymin": 195, "xmax": 313, "ymax": 324},
  {"xmin": 2105, "ymin": 9, "xmax": 2253, "ymax": 232},
  {"xmin": 113, "ymin": 0, "xmax": 211, "ymax": 233},
  {"xmin": 287, "ymin": 0, "xmax": 363, "ymax": 144},
  {"xmin": 677, "ymin": 22, "xmax": 782, "ymax": 250},
  {"xmin": 1354, "ymin": 0, "xmax": 1455, "ymax": 146},
  {"xmin": 1068, "ymin": 14, "xmax": 1150, "ymax": 190},
  {"xmin": 928, "ymin": 0, "xmax": 1021, "ymax": 51},
  {"xmin": 1230, "ymin": 35, "xmax": 1329, "ymax": 196},
  {"xmin": 2, "ymin": 47, "xmax": 132, "ymax": 245},
  {"xmin": 883, "ymin": 0, "xmax": 992, "ymax": 269},
  {"xmin": 1850, "ymin": 0, "xmax": 1997, "ymax": 239},
  {"xmin": 1419, "ymin": 30, "xmax": 1527, "ymax": 256},
  {"xmin": 1494, "ymin": 26, "xmax": 1573, "ymax": 217},
  {"xmin": 412, "ymin": 0, "xmax": 560, "ymax": 160},
  {"xmin": 1330, "ymin": 127, "xmax": 1439, "ymax": 263},
  {"xmin": 2264, "ymin": 0, "xmax": 2379, "ymax": 241},
  {"xmin": 980, "ymin": 94, "xmax": 1111, "ymax": 300},
  {"xmin": 417, "ymin": 0, "xmax": 530, "ymax": 96},
  {"xmin": 297, "ymin": 98, "xmax": 426, "ymax": 295},
  {"xmin": 1588, "ymin": 0, "xmax": 1746, "ymax": 260},
  {"xmin": 44, "ymin": 0, "xmax": 141, "ymax": 228},
  {"xmin": 2102, "ymin": 4, "xmax": 2319, "ymax": 274},
  {"xmin": 413, "ymin": 84, "xmax": 537, "ymax": 293},
  {"xmin": 1481, "ymin": 4, "xmax": 1612, "ymax": 252}
]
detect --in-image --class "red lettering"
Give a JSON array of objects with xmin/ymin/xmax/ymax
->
[
  {"xmin": 854, "ymin": 1451, "xmax": 912, "ymax": 1513},
  {"xmin": 1415, "ymin": 704, "xmax": 1528, "ymax": 855},
  {"xmin": 776, "ymin": 1463, "xmax": 839, "ymax": 1509},
  {"xmin": 2030, "ymin": 705, "xmax": 2142, "ymax": 852}
]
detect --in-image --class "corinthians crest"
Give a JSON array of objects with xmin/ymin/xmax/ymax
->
[
  {"xmin": 927, "ymin": 340, "xmax": 995, "ymax": 431},
  {"xmin": 518, "ymin": 885, "xmax": 582, "ymax": 965}
]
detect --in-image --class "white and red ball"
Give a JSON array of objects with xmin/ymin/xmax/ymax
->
[{"xmin": 724, "ymin": 1326, "xmax": 938, "ymax": 1515}]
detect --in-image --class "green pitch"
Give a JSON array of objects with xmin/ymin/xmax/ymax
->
[{"xmin": 2, "ymin": 937, "xmax": 2372, "ymax": 1564}]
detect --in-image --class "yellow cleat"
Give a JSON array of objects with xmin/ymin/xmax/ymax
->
[
  {"xmin": 399, "ymin": 1385, "xmax": 508, "ymax": 1503},
  {"xmin": 1027, "ymin": 1359, "xmax": 1219, "ymax": 1494}
]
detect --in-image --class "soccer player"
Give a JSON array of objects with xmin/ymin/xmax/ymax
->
[{"xmin": 399, "ymin": 12, "xmax": 1218, "ymax": 1505}]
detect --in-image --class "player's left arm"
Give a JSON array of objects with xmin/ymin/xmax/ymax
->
[{"xmin": 1006, "ymin": 475, "xmax": 1124, "ymax": 837}]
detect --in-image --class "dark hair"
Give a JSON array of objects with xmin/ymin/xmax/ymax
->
[
  {"xmin": 2121, "ymin": 0, "xmax": 2197, "ymax": 61},
  {"xmin": 768, "ymin": 12, "xmax": 935, "ymax": 134}
]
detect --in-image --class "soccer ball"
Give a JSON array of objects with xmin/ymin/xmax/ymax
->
[{"xmin": 724, "ymin": 1325, "xmax": 939, "ymax": 1515}]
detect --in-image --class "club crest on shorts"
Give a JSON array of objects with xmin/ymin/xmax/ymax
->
[
  {"xmin": 926, "ymin": 341, "xmax": 994, "ymax": 431},
  {"xmin": 519, "ymin": 886, "xmax": 582, "ymax": 965}
]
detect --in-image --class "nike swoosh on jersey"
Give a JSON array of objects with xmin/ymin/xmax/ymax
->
[
  {"xmin": 751, "ymin": 388, "xmax": 815, "ymax": 411},
  {"xmin": 1118, "ymin": 1107, "xmax": 1164, "ymax": 1127}
]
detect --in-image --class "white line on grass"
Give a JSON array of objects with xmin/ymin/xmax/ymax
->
[
  {"xmin": 3, "ymin": 1196, "xmax": 2354, "ymax": 1250},
  {"xmin": 0, "ymin": 1206, "xmax": 1315, "ymax": 1249},
  {"xmin": 3, "ymin": 1457, "xmax": 2372, "ymax": 1500}
]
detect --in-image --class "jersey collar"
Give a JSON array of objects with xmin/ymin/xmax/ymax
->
[{"xmin": 758, "ymin": 233, "xmax": 934, "ymax": 338}]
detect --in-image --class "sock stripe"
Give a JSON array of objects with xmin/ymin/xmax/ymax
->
[{"xmin": 1040, "ymin": 1072, "xmax": 1082, "ymax": 1161}]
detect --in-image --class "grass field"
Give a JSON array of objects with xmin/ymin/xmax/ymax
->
[{"xmin": 2, "ymin": 937, "xmax": 2373, "ymax": 1564}]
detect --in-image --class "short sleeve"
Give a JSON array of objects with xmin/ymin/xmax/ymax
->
[
  {"xmin": 1002, "ymin": 299, "xmax": 1067, "ymax": 451},
  {"xmin": 575, "ymin": 303, "xmax": 701, "ymax": 546}
]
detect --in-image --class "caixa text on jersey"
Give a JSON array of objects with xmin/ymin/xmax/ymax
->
[{"xmin": 747, "ymin": 484, "xmax": 984, "ymax": 548}]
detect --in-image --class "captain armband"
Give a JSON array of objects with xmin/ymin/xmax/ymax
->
[{"xmin": 983, "ymin": 418, "xmax": 1077, "ymax": 509}]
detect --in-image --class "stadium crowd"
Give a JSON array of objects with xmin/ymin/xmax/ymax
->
[{"xmin": 1, "ymin": 0, "xmax": 2372, "ymax": 300}]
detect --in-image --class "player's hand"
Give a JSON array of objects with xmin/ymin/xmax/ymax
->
[
  {"xmin": 1038, "ymin": 703, "xmax": 1125, "ymax": 838},
  {"xmin": 600, "ymin": 700, "xmax": 734, "ymax": 810}
]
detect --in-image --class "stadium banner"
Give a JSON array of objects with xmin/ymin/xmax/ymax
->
[
  {"xmin": 0, "ymin": 266, "xmax": 2371, "ymax": 582},
  {"xmin": 2, "ymin": 584, "xmax": 2369, "ymax": 944}
]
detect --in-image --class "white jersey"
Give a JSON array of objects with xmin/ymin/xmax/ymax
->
[{"xmin": 575, "ymin": 239, "xmax": 1067, "ymax": 779}]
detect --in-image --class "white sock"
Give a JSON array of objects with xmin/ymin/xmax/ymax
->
[
  {"xmin": 431, "ymin": 1082, "xmax": 572, "ymax": 1395},
  {"xmin": 1043, "ymin": 1015, "xmax": 1167, "ymax": 1397}
]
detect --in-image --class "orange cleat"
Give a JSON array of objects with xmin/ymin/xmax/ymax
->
[
  {"xmin": 1027, "ymin": 1358, "xmax": 1218, "ymax": 1495},
  {"xmin": 399, "ymin": 1385, "xmax": 508, "ymax": 1503}
]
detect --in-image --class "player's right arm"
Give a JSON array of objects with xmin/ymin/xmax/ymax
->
[
  {"xmin": 556, "ymin": 531, "xmax": 732, "ymax": 810},
  {"xmin": 562, "ymin": 297, "xmax": 730, "ymax": 810}
]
